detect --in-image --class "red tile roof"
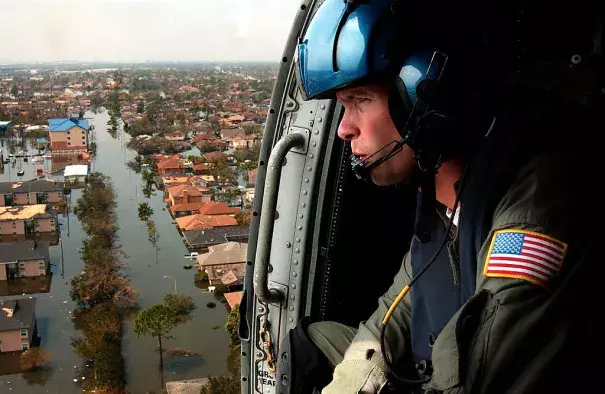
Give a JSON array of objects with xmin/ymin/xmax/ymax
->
[
  {"xmin": 224, "ymin": 291, "xmax": 243, "ymax": 309},
  {"xmin": 176, "ymin": 214, "xmax": 237, "ymax": 231},
  {"xmin": 157, "ymin": 158, "xmax": 184, "ymax": 170},
  {"xmin": 198, "ymin": 201, "xmax": 240, "ymax": 216},
  {"xmin": 167, "ymin": 184, "xmax": 204, "ymax": 198}
]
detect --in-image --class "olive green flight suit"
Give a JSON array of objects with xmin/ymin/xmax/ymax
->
[{"xmin": 308, "ymin": 150, "xmax": 598, "ymax": 393}]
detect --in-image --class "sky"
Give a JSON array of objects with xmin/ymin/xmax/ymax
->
[{"xmin": 0, "ymin": 0, "xmax": 301, "ymax": 63}]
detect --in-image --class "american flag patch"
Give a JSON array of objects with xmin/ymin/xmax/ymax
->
[{"xmin": 483, "ymin": 230, "xmax": 568, "ymax": 287}]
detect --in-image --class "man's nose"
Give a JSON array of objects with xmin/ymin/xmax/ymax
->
[{"xmin": 337, "ymin": 113, "xmax": 360, "ymax": 141}]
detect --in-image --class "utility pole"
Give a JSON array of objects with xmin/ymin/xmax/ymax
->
[
  {"xmin": 163, "ymin": 276, "xmax": 177, "ymax": 294},
  {"xmin": 60, "ymin": 236, "xmax": 65, "ymax": 279}
]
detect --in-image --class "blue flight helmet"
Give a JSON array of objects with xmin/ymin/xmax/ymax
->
[
  {"xmin": 295, "ymin": 0, "xmax": 450, "ymax": 180},
  {"xmin": 295, "ymin": 0, "xmax": 436, "ymax": 106}
]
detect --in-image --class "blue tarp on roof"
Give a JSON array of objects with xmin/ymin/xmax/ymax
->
[
  {"xmin": 36, "ymin": 137, "xmax": 48, "ymax": 143},
  {"xmin": 48, "ymin": 118, "xmax": 89, "ymax": 132}
]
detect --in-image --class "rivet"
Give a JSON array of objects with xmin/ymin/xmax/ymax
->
[
  {"xmin": 288, "ymin": 317, "xmax": 293, "ymax": 322},
  {"xmin": 289, "ymin": 306, "xmax": 294, "ymax": 311},
  {"xmin": 303, "ymin": 190, "xmax": 307, "ymax": 195},
  {"xmin": 290, "ymin": 295, "xmax": 295, "ymax": 300},
  {"xmin": 301, "ymin": 203, "xmax": 306, "ymax": 208},
  {"xmin": 312, "ymin": 141, "xmax": 317, "ymax": 147},
  {"xmin": 298, "ymin": 214, "xmax": 303, "ymax": 219},
  {"xmin": 309, "ymin": 120, "xmax": 314, "ymax": 126},
  {"xmin": 308, "ymin": 153, "xmax": 314, "ymax": 159},
  {"xmin": 270, "ymin": 166, "xmax": 274, "ymax": 170},
  {"xmin": 285, "ymin": 242, "xmax": 291, "ymax": 248},
  {"xmin": 292, "ymin": 272, "xmax": 297, "ymax": 277},
  {"xmin": 286, "ymin": 101, "xmax": 294, "ymax": 107},
  {"xmin": 320, "ymin": 104, "xmax": 326, "ymax": 110},
  {"xmin": 317, "ymin": 117, "xmax": 322, "ymax": 122},
  {"xmin": 297, "ymin": 226, "xmax": 303, "ymax": 230},
  {"xmin": 294, "ymin": 259, "xmax": 299, "ymax": 264},
  {"xmin": 295, "ymin": 248, "xmax": 300, "ymax": 253},
  {"xmin": 257, "ymin": 352, "xmax": 263, "ymax": 358},
  {"xmin": 307, "ymin": 167, "xmax": 312, "ymax": 171},
  {"xmin": 304, "ymin": 178, "xmax": 309, "ymax": 183},
  {"xmin": 296, "ymin": 238, "xmax": 301, "ymax": 242},
  {"xmin": 314, "ymin": 130, "xmax": 319, "ymax": 135},
  {"xmin": 258, "ymin": 307, "xmax": 264, "ymax": 312},
  {"xmin": 292, "ymin": 284, "xmax": 296, "ymax": 289}
]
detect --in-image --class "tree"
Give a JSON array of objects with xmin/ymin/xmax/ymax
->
[
  {"xmin": 225, "ymin": 305, "xmax": 240, "ymax": 348},
  {"xmin": 209, "ymin": 156, "xmax": 238, "ymax": 186},
  {"xmin": 163, "ymin": 293, "xmax": 196, "ymax": 320},
  {"xmin": 187, "ymin": 155, "xmax": 200, "ymax": 164},
  {"xmin": 234, "ymin": 211, "xmax": 251, "ymax": 226},
  {"xmin": 11, "ymin": 84, "xmax": 18, "ymax": 97},
  {"xmin": 20, "ymin": 347, "xmax": 51, "ymax": 371},
  {"xmin": 133, "ymin": 304, "xmax": 180, "ymax": 371},
  {"xmin": 138, "ymin": 202, "xmax": 154, "ymax": 221},
  {"xmin": 136, "ymin": 101, "xmax": 145, "ymax": 114},
  {"xmin": 199, "ymin": 373, "xmax": 240, "ymax": 394}
]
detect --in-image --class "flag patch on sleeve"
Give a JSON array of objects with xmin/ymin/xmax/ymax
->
[{"xmin": 483, "ymin": 229, "xmax": 568, "ymax": 287}]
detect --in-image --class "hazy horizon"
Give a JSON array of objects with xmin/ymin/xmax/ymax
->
[{"xmin": 0, "ymin": 0, "xmax": 300, "ymax": 63}]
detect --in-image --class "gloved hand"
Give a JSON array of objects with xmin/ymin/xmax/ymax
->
[{"xmin": 322, "ymin": 359, "xmax": 389, "ymax": 394}]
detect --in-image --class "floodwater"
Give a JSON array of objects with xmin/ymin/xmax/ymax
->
[{"xmin": 0, "ymin": 111, "xmax": 234, "ymax": 393}]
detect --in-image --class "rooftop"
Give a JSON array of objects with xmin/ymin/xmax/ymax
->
[
  {"xmin": 183, "ymin": 226, "xmax": 250, "ymax": 248},
  {"xmin": 0, "ymin": 297, "xmax": 37, "ymax": 331},
  {"xmin": 224, "ymin": 291, "xmax": 243, "ymax": 309},
  {"xmin": 48, "ymin": 117, "xmax": 89, "ymax": 132},
  {"xmin": 0, "ymin": 205, "xmax": 50, "ymax": 221},
  {"xmin": 176, "ymin": 214, "xmax": 237, "ymax": 231},
  {"xmin": 197, "ymin": 243, "xmax": 247, "ymax": 267},
  {"xmin": 0, "ymin": 179, "xmax": 63, "ymax": 194},
  {"xmin": 167, "ymin": 185, "xmax": 205, "ymax": 198},
  {"xmin": 0, "ymin": 241, "xmax": 49, "ymax": 263},
  {"xmin": 64, "ymin": 164, "xmax": 88, "ymax": 177}
]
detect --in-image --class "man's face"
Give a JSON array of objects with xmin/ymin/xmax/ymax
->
[{"xmin": 336, "ymin": 84, "xmax": 416, "ymax": 186}]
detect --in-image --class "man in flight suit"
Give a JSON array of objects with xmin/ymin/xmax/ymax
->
[{"xmin": 288, "ymin": 0, "xmax": 604, "ymax": 392}]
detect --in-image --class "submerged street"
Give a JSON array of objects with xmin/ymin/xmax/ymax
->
[{"xmin": 0, "ymin": 110, "xmax": 234, "ymax": 393}]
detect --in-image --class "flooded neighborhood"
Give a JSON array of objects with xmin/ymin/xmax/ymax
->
[{"xmin": 0, "ymin": 62, "xmax": 270, "ymax": 392}]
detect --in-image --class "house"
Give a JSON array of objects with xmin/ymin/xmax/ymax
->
[
  {"xmin": 0, "ymin": 121, "xmax": 13, "ymax": 135},
  {"xmin": 247, "ymin": 168, "xmax": 258, "ymax": 186},
  {"xmin": 202, "ymin": 151, "xmax": 225, "ymax": 163},
  {"xmin": 224, "ymin": 291, "xmax": 243, "ymax": 309},
  {"xmin": 189, "ymin": 175, "xmax": 216, "ymax": 187},
  {"xmin": 220, "ymin": 128, "xmax": 245, "ymax": 139},
  {"xmin": 192, "ymin": 162, "xmax": 210, "ymax": 175},
  {"xmin": 63, "ymin": 164, "xmax": 88, "ymax": 185},
  {"xmin": 0, "ymin": 297, "xmax": 37, "ymax": 352},
  {"xmin": 189, "ymin": 175, "xmax": 216, "ymax": 188},
  {"xmin": 0, "ymin": 180, "xmax": 64, "ymax": 207},
  {"xmin": 229, "ymin": 135, "xmax": 258, "ymax": 150},
  {"xmin": 196, "ymin": 242, "xmax": 247, "ymax": 287},
  {"xmin": 170, "ymin": 201, "xmax": 240, "ymax": 218},
  {"xmin": 48, "ymin": 117, "xmax": 88, "ymax": 152},
  {"xmin": 161, "ymin": 176, "xmax": 190, "ymax": 189},
  {"xmin": 167, "ymin": 185, "xmax": 210, "ymax": 206},
  {"xmin": 165, "ymin": 131, "xmax": 186, "ymax": 141},
  {"xmin": 0, "ymin": 241, "xmax": 49, "ymax": 280},
  {"xmin": 245, "ymin": 188, "xmax": 255, "ymax": 204},
  {"xmin": 0, "ymin": 205, "xmax": 57, "ymax": 235},
  {"xmin": 192, "ymin": 133, "xmax": 218, "ymax": 146},
  {"xmin": 183, "ymin": 226, "xmax": 250, "ymax": 250},
  {"xmin": 175, "ymin": 214, "xmax": 237, "ymax": 231},
  {"xmin": 157, "ymin": 157, "xmax": 185, "ymax": 175},
  {"xmin": 227, "ymin": 115, "xmax": 245, "ymax": 124},
  {"xmin": 170, "ymin": 202, "xmax": 209, "ymax": 218}
]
